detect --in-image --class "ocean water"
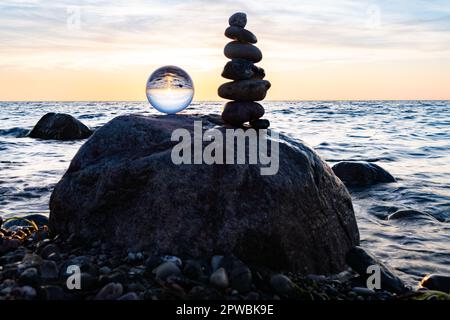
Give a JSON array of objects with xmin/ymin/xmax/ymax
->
[{"xmin": 0, "ymin": 101, "xmax": 449, "ymax": 286}]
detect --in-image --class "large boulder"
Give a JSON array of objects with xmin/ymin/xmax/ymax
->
[
  {"xmin": 49, "ymin": 114, "xmax": 359, "ymax": 274},
  {"xmin": 29, "ymin": 113, "xmax": 92, "ymax": 140},
  {"xmin": 332, "ymin": 161, "xmax": 396, "ymax": 187}
]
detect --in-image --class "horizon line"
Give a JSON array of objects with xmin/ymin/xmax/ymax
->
[{"xmin": 1, "ymin": 99, "xmax": 450, "ymax": 103}]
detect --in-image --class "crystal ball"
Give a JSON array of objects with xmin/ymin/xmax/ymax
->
[{"xmin": 146, "ymin": 66, "xmax": 194, "ymax": 114}]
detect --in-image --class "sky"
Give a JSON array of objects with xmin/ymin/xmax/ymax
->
[{"xmin": 0, "ymin": 0, "xmax": 449, "ymax": 101}]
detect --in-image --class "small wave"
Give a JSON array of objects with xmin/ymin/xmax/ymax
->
[
  {"xmin": 325, "ymin": 157, "xmax": 395, "ymax": 163},
  {"xmin": 0, "ymin": 127, "xmax": 30, "ymax": 137},
  {"xmin": 78, "ymin": 113, "xmax": 105, "ymax": 119}
]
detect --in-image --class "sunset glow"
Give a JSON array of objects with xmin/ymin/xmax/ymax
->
[{"xmin": 1, "ymin": 0, "xmax": 450, "ymax": 101}]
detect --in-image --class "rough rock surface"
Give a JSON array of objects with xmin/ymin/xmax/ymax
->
[
  {"xmin": 218, "ymin": 80, "xmax": 271, "ymax": 101},
  {"xmin": 225, "ymin": 26, "xmax": 257, "ymax": 44},
  {"xmin": 229, "ymin": 12, "xmax": 247, "ymax": 28},
  {"xmin": 221, "ymin": 102, "xmax": 265, "ymax": 126},
  {"xmin": 332, "ymin": 161, "xmax": 396, "ymax": 187},
  {"xmin": 420, "ymin": 274, "xmax": 450, "ymax": 293},
  {"xmin": 50, "ymin": 114, "xmax": 359, "ymax": 274},
  {"xmin": 28, "ymin": 113, "xmax": 92, "ymax": 140},
  {"xmin": 224, "ymin": 42, "xmax": 262, "ymax": 63},
  {"xmin": 222, "ymin": 59, "xmax": 265, "ymax": 80}
]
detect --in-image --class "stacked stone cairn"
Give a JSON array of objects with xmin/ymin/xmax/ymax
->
[{"xmin": 219, "ymin": 12, "xmax": 271, "ymax": 129}]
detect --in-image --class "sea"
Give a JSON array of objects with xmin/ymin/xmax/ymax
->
[{"xmin": 0, "ymin": 100, "xmax": 449, "ymax": 286}]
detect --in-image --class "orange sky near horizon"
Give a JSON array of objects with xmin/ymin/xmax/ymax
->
[{"xmin": 2, "ymin": 60, "xmax": 449, "ymax": 101}]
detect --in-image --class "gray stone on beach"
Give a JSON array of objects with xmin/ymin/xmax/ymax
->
[
  {"xmin": 49, "ymin": 114, "xmax": 359, "ymax": 274},
  {"xmin": 95, "ymin": 282, "xmax": 123, "ymax": 300},
  {"xmin": 154, "ymin": 262, "xmax": 181, "ymax": 281},
  {"xmin": 183, "ymin": 260, "xmax": 203, "ymax": 280},
  {"xmin": 40, "ymin": 244, "xmax": 59, "ymax": 260},
  {"xmin": 28, "ymin": 113, "xmax": 92, "ymax": 140},
  {"xmin": 211, "ymin": 255, "xmax": 224, "ymax": 272},
  {"xmin": 224, "ymin": 41, "xmax": 262, "ymax": 63},
  {"xmin": 210, "ymin": 268, "xmax": 229, "ymax": 289},
  {"xmin": 270, "ymin": 274, "xmax": 295, "ymax": 295},
  {"xmin": 225, "ymin": 26, "xmax": 257, "ymax": 44},
  {"xmin": 18, "ymin": 268, "xmax": 40, "ymax": 287},
  {"xmin": 229, "ymin": 12, "xmax": 247, "ymax": 28},
  {"xmin": 43, "ymin": 285, "xmax": 64, "ymax": 300},
  {"xmin": 221, "ymin": 101, "xmax": 265, "ymax": 126},
  {"xmin": 230, "ymin": 263, "xmax": 252, "ymax": 293},
  {"xmin": 218, "ymin": 80, "xmax": 271, "ymax": 101},
  {"xmin": 222, "ymin": 59, "xmax": 265, "ymax": 81},
  {"xmin": 40, "ymin": 260, "xmax": 59, "ymax": 280},
  {"xmin": 332, "ymin": 161, "xmax": 396, "ymax": 187},
  {"xmin": 346, "ymin": 246, "xmax": 407, "ymax": 294},
  {"xmin": 118, "ymin": 292, "xmax": 139, "ymax": 300}
]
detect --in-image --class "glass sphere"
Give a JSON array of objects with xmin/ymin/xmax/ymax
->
[{"xmin": 146, "ymin": 66, "xmax": 194, "ymax": 114}]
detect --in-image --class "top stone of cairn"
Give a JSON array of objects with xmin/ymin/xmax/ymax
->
[{"xmin": 229, "ymin": 12, "xmax": 247, "ymax": 28}]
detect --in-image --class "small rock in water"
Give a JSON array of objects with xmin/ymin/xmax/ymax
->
[
  {"xmin": 387, "ymin": 209, "xmax": 436, "ymax": 221},
  {"xmin": 95, "ymin": 282, "xmax": 123, "ymax": 300},
  {"xmin": 229, "ymin": 12, "xmax": 247, "ymax": 28},
  {"xmin": 270, "ymin": 274, "xmax": 294, "ymax": 295},
  {"xmin": 250, "ymin": 119, "xmax": 270, "ymax": 129},
  {"xmin": 28, "ymin": 113, "xmax": 92, "ymax": 140},
  {"xmin": 419, "ymin": 274, "xmax": 450, "ymax": 293},
  {"xmin": 154, "ymin": 262, "xmax": 181, "ymax": 281},
  {"xmin": 332, "ymin": 161, "xmax": 396, "ymax": 187},
  {"xmin": 210, "ymin": 267, "xmax": 229, "ymax": 289},
  {"xmin": 225, "ymin": 26, "xmax": 257, "ymax": 44}
]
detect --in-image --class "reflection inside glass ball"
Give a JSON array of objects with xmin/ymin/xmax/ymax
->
[{"xmin": 146, "ymin": 66, "xmax": 194, "ymax": 114}]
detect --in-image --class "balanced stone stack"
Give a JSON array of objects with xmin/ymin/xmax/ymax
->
[{"xmin": 219, "ymin": 12, "xmax": 271, "ymax": 129}]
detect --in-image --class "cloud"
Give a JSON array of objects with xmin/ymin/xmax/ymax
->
[{"xmin": 0, "ymin": 0, "xmax": 449, "ymax": 72}]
